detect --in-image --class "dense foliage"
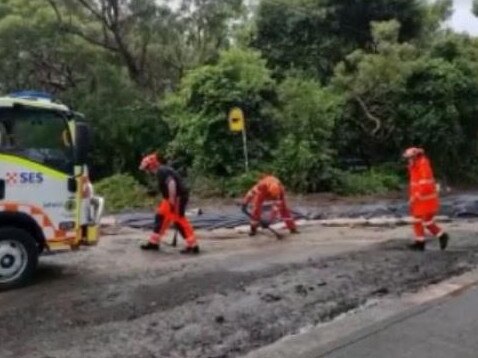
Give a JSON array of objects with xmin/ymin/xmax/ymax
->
[
  {"xmin": 1, "ymin": 0, "xmax": 478, "ymax": 195},
  {"xmin": 95, "ymin": 174, "xmax": 154, "ymax": 212},
  {"xmin": 164, "ymin": 48, "xmax": 278, "ymax": 178}
]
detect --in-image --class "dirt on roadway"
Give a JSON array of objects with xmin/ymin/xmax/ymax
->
[{"xmin": 1, "ymin": 221, "xmax": 478, "ymax": 358}]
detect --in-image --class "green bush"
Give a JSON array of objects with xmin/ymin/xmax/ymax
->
[
  {"xmin": 272, "ymin": 76, "xmax": 342, "ymax": 192},
  {"xmin": 224, "ymin": 171, "xmax": 263, "ymax": 197},
  {"xmin": 189, "ymin": 175, "xmax": 227, "ymax": 198},
  {"xmin": 190, "ymin": 171, "xmax": 262, "ymax": 198},
  {"xmin": 163, "ymin": 48, "xmax": 279, "ymax": 178},
  {"xmin": 332, "ymin": 169, "xmax": 403, "ymax": 196},
  {"xmin": 64, "ymin": 64, "xmax": 171, "ymax": 180},
  {"xmin": 95, "ymin": 174, "xmax": 154, "ymax": 213}
]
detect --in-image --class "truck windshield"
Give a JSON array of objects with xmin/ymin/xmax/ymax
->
[{"xmin": 0, "ymin": 107, "xmax": 73, "ymax": 173}]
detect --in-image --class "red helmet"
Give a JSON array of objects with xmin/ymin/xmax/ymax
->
[
  {"xmin": 139, "ymin": 153, "xmax": 160, "ymax": 171},
  {"xmin": 403, "ymin": 147, "xmax": 424, "ymax": 159}
]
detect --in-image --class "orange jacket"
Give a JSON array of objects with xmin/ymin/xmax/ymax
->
[
  {"xmin": 244, "ymin": 175, "xmax": 284, "ymax": 204},
  {"xmin": 408, "ymin": 155, "xmax": 439, "ymax": 217}
]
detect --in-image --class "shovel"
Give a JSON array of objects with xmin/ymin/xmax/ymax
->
[{"xmin": 240, "ymin": 205, "xmax": 284, "ymax": 240}]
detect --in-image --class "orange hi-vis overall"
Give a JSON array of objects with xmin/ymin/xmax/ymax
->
[
  {"xmin": 408, "ymin": 155, "xmax": 443, "ymax": 242},
  {"xmin": 148, "ymin": 166, "xmax": 197, "ymax": 248},
  {"xmin": 244, "ymin": 175, "xmax": 296, "ymax": 231}
]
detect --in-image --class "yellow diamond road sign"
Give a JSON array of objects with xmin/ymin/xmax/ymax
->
[{"xmin": 228, "ymin": 107, "xmax": 245, "ymax": 132}]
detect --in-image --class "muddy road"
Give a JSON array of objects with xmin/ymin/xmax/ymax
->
[{"xmin": 1, "ymin": 222, "xmax": 478, "ymax": 358}]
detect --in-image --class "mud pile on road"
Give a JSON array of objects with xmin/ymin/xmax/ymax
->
[{"xmin": 2, "ymin": 235, "xmax": 478, "ymax": 358}]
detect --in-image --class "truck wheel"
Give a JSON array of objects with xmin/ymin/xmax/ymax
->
[{"xmin": 0, "ymin": 227, "xmax": 38, "ymax": 290}]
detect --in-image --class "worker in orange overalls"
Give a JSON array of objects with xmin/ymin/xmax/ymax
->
[
  {"xmin": 139, "ymin": 153, "xmax": 199, "ymax": 254},
  {"xmin": 403, "ymin": 147, "xmax": 449, "ymax": 251},
  {"xmin": 242, "ymin": 174, "xmax": 297, "ymax": 236}
]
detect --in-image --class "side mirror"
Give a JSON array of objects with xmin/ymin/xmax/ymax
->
[
  {"xmin": 0, "ymin": 179, "xmax": 5, "ymax": 200},
  {"xmin": 67, "ymin": 177, "xmax": 77, "ymax": 193},
  {"xmin": 75, "ymin": 122, "xmax": 91, "ymax": 165}
]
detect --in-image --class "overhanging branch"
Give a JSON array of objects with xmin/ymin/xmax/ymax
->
[{"xmin": 355, "ymin": 95, "xmax": 382, "ymax": 135}]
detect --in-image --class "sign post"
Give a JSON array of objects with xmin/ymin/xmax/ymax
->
[
  {"xmin": 228, "ymin": 107, "xmax": 249, "ymax": 172},
  {"xmin": 241, "ymin": 123, "xmax": 249, "ymax": 172}
]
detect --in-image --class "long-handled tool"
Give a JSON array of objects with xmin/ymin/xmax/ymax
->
[
  {"xmin": 240, "ymin": 205, "xmax": 283, "ymax": 240},
  {"xmin": 170, "ymin": 226, "xmax": 179, "ymax": 247}
]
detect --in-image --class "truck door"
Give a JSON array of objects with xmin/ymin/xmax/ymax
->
[{"xmin": 0, "ymin": 107, "xmax": 76, "ymax": 233}]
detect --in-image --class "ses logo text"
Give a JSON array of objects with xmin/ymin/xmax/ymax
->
[{"xmin": 5, "ymin": 172, "xmax": 44, "ymax": 185}]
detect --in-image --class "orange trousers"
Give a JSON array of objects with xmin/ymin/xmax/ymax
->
[
  {"xmin": 413, "ymin": 214, "xmax": 443, "ymax": 242},
  {"xmin": 149, "ymin": 198, "xmax": 197, "ymax": 247}
]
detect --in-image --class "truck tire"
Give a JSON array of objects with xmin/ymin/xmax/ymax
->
[{"xmin": 0, "ymin": 227, "xmax": 39, "ymax": 290}]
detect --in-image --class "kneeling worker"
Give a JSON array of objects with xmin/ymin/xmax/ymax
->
[
  {"xmin": 403, "ymin": 147, "xmax": 449, "ymax": 251},
  {"xmin": 242, "ymin": 174, "xmax": 297, "ymax": 236},
  {"xmin": 139, "ymin": 153, "xmax": 199, "ymax": 254}
]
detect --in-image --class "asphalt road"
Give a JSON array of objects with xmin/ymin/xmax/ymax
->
[
  {"xmin": 323, "ymin": 285, "xmax": 478, "ymax": 358},
  {"xmin": 1, "ymin": 222, "xmax": 478, "ymax": 358}
]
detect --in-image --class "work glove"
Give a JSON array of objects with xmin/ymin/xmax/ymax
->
[
  {"xmin": 237, "ymin": 201, "xmax": 248, "ymax": 214},
  {"xmin": 168, "ymin": 200, "xmax": 178, "ymax": 216}
]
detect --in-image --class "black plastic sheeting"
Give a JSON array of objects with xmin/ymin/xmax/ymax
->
[
  {"xmin": 308, "ymin": 195, "xmax": 478, "ymax": 220},
  {"xmin": 115, "ymin": 205, "xmax": 308, "ymax": 231},
  {"xmin": 115, "ymin": 195, "xmax": 478, "ymax": 231}
]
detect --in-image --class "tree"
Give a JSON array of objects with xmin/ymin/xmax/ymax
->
[
  {"xmin": 333, "ymin": 20, "xmax": 478, "ymax": 179},
  {"xmin": 47, "ymin": 0, "xmax": 172, "ymax": 89},
  {"xmin": 0, "ymin": 0, "xmax": 100, "ymax": 93},
  {"xmin": 408, "ymin": 32, "xmax": 478, "ymax": 178},
  {"xmin": 47, "ymin": 0, "xmax": 244, "ymax": 92},
  {"xmin": 333, "ymin": 20, "xmax": 417, "ymax": 162},
  {"xmin": 272, "ymin": 77, "xmax": 342, "ymax": 192},
  {"xmin": 252, "ymin": 0, "xmax": 449, "ymax": 81},
  {"xmin": 169, "ymin": 0, "xmax": 245, "ymax": 74},
  {"xmin": 63, "ymin": 63, "xmax": 171, "ymax": 179},
  {"xmin": 399, "ymin": 57, "xmax": 478, "ymax": 177},
  {"xmin": 163, "ymin": 48, "xmax": 278, "ymax": 178},
  {"xmin": 422, "ymin": 0, "xmax": 453, "ymax": 35},
  {"xmin": 2, "ymin": 0, "xmax": 478, "ymax": 190}
]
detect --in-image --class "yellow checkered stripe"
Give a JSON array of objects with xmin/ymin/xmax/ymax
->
[{"xmin": 0, "ymin": 201, "xmax": 75, "ymax": 243}]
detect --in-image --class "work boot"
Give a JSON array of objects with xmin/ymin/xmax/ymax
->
[
  {"xmin": 249, "ymin": 226, "xmax": 257, "ymax": 237},
  {"xmin": 180, "ymin": 246, "xmax": 200, "ymax": 255},
  {"xmin": 141, "ymin": 242, "xmax": 160, "ymax": 251},
  {"xmin": 290, "ymin": 228, "xmax": 299, "ymax": 234},
  {"xmin": 439, "ymin": 232, "xmax": 450, "ymax": 251},
  {"xmin": 408, "ymin": 241, "xmax": 425, "ymax": 251}
]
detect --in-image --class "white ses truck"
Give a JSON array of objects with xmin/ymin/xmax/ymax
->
[{"xmin": 0, "ymin": 91, "xmax": 104, "ymax": 290}]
